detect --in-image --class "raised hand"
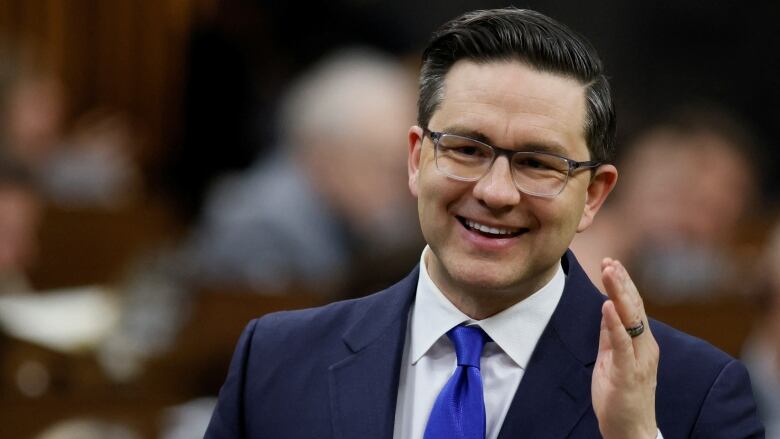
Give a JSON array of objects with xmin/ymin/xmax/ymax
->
[{"xmin": 592, "ymin": 258, "xmax": 660, "ymax": 439}]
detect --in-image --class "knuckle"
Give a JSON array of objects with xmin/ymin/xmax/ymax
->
[
  {"xmin": 650, "ymin": 341, "xmax": 660, "ymax": 359},
  {"xmin": 637, "ymin": 360, "xmax": 658, "ymax": 382}
]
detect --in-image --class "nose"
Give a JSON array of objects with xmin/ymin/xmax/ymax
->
[{"xmin": 472, "ymin": 156, "xmax": 521, "ymax": 209}]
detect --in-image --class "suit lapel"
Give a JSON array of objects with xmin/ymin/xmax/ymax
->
[
  {"xmin": 498, "ymin": 251, "xmax": 605, "ymax": 439},
  {"xmin": 496, "ymin": 326, "xmax": 594, "ymax": 438},
  {"xmin": 329, "ymin": 267, "xmax": 418, "ymax": 439}
]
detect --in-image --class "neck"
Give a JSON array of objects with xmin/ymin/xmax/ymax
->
[
  {"xmin": 441, "ymin": 290, "xmax": 526, "ymax": 320},
  {"xmin": 424, "ymin": 251, "xmax": 558, "ymax": 320}
]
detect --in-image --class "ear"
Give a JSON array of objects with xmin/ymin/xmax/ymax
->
[
  {"xmin": 576, "ymin": 164, "xmax": 618, "ymax": 232},
  {"xmin": 407, "ymin": 125, "xmax": 424, "ymax": 198}
]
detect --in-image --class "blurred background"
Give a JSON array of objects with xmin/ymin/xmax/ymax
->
[{"xmin": 0, "ymin": 0, "xmax": 779, "ymax": 437}]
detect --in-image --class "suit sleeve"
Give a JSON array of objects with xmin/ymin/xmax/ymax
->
[
  {"xmin": 204, "ymin": 319, "xmax": 259, "ymax": 439},
  {"xmin": 691, "ymin": 359, "xmax": 765, "ymax": 438}
]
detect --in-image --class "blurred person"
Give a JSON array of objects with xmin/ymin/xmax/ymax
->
[
  {"xmin": 572, "ymin": 106, "xmax": 759, "ymax": 299},
  {"xmin": 743, "ymin": 219, "xmax": 780, "ymax": 438},
  {"xmin": 2, "ymin": 74, "xmax": 65, "ymax": 167},
  {"xmin": 0, "ymin": 158, "xmax": 42, "ymax": 294},
  {"xmin": 99, "ymin": 47, "xmax": 417, "ymax": 377},
  {"xmin": 1, "ymin": 71, "xmax": 140, "ymax": 208},
  {"xmin": 183, "ymin": 47, "xmax": 420, "ymax": 294},
  {"xmin": 206, "ymin": 8, "xmax": 762, "ymax": 438},
  {"xmin": 40, "ymin": 108, "xmax": 141, "ymax": 207}
]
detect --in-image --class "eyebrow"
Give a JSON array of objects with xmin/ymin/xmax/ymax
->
[{"xmin": 439, "ymin": 125, "xmax": 570, "ymax": 156}]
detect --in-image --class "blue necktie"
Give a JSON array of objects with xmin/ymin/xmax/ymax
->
[{"xmin": 424, "ymin": 325, "xmax": 490, "ymax": 439}]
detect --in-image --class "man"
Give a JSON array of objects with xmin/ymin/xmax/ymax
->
[{"xmin": 205, "ymin": 8, "xmax": 763, "ymax": 438}]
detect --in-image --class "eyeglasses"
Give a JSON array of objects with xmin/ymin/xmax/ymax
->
[{"xmin": 424, "ymin": 128, "xmax": 602, "ymax": 198}]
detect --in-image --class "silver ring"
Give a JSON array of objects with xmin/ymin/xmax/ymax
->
[{"xmin": 626, "ymin": 320, "xmax": 645, "ymax": 338}]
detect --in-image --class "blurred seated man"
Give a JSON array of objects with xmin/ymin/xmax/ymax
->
[
  {"xmin": 572, "ymin": 107, "xmax": 759, "ymax": 299},
  {"xmin": 0, "ymin": 159, "xmax": 42, "ymax": 294},
  {"xmin": 99, "ymin": 51, "xmax": 420, "ymax": 380},
  {"xmin": 1, "ymin": 71, "xmax": 139, "ymax": 208},
  {"xmin": 742, "ymin": 219, "xmax": 780, "ymax": 437},
  {"xmin": 182, "ymin": 48, "xmax": 420, "ymax": 295}
]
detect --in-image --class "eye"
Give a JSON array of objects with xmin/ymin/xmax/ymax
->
[
  {"xmin": 513, "ymin": 154, "xmax": 569, "ymax": 174},
  {"xmin": 516, "ymin": 157, "xmax": 552, "ymax": 169},
  {"xmin": 452, "ymin": 146, "xmax": 484, "ymax": 156},
  {"xmin": 438, "ymin": 137, "xmax": 491, "ymax": 159}
]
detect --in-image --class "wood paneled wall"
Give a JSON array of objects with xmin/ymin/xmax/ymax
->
[{"xmin": 0, "ymin": 0, "xmax": 210, "ymax": 166}]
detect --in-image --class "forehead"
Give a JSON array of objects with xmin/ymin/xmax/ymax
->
[{"xmin": 430, "ymin": 60, "xmax": 589, "ymax": 157}]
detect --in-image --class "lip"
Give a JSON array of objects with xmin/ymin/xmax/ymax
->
[{"xmin": 455, "ymin": 215, "xmax": 528, "ymax": 251}]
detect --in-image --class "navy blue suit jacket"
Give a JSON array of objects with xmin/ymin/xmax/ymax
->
[{"xmin": 205, "ymin": 251, "xmax": 764, "ymax": 438}]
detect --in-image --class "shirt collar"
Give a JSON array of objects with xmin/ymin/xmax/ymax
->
[{"xmin": 409, "ymin": 246, "xmax": 565, "ymax": 369}]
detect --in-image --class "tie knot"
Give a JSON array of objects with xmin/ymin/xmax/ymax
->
[{"xmin": 447, "ymin": 325, "xmax": 489, "ymax": 369}]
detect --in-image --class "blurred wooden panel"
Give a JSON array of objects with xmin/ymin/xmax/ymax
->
[
  {"xmin": 28, "ymin": 202, "xmax": 177, "ymax": 289},
  {"xmin": 0, "ymin": 397, "xmax": 165, "ymax": 438},
  {"xmin": 144, "ymin": 290, "xmax": 328, "ymax": 397},
  {"xmin": 645, "ymin": 296, "xmax": 758, "ymax": 358},
  {"xmin": 0, "ymin": 335, "xmax": 170, "ymax": 438},
  {"xmin": 0, "ymin": 0, "xmax": 211, "ymax": 168}
]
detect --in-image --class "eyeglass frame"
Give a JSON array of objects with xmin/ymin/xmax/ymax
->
[{"xmin": 422, "ymin": 128, "xmax": 603, "ymax": 198}]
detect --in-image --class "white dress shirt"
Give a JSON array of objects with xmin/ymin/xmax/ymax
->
[
  {"xmin": 392, "ymin": 247, "xmax": 664, "ymax": 439},
  {"xmin": 393, "ymin": 247, "xmax": 565, "ymax": 439}
]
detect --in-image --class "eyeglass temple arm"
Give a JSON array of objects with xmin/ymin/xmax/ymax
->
[{"xmin": 570, "ymin": 159, "xmax": 602, "ymax": 171}]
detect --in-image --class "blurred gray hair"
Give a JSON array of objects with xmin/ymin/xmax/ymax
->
[{"xmin": 277, "ymin": 48, "xmax": 413, "ymax": 150}]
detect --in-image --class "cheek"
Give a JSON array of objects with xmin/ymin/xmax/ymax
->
[
  {"xmin": 535, "ymin": 196, "xmax": 585, "ymax": 239},
  {"xmin": 415, "ymin": 169, "xmax": 446, "ymax": 231},
  {"xmin": 417, "ymin": 174, "xmax": 451, "ymax": 223},
  {"xmin": 558, "ymin": 184, "xmax": 588, "ymax": 224},
  {"xmin": 416, "ymin": 169, "xmax": 471, "ymax": 237}
]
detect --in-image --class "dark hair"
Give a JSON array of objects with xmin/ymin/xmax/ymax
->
[{"xmin": 418, "ymin": 7, "xmax": 615, "ymax": 162}]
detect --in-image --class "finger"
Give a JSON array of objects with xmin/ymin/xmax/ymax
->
[
  {"xmin": 601, "ymin": 260, "xmax": 647, "ymax": 333},
  {"xmin": 598, "ymin": 310, "xmax": 611, "ymax": 354},
  {"xmin": 616, "ymin": 261, "xmax": 653, "ymax": 339},
  {"xmin": 601, "ymin": 299, "xmax": 635, "ymax": 365},
  {"xmin": 602, "ymin": 260, "xmax": 658, "ymax": 363},
  {"xmin": 600, "ymin": 257, "xmax": 614, "ymax": 272}
]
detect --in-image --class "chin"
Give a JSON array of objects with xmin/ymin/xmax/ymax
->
[{"xmin": 446, "ymin": 258, "xmax": 527, "ymax": 295}]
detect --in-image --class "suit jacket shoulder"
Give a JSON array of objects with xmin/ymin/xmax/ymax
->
[
  {"xmin": 540, "ymin": 251, "xmax": 764, "ymax": 438},
  {"xmin": 649, "ymin": 319, "xmax": 762, "ymax": 437},
  {"xmin": 205, "ymin": 266, "xmax": 418, "ymax": 439}
]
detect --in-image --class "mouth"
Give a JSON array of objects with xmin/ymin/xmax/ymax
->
[{"xmin": 457, "ymin": 216, "xmax": 528, "ymax": 239}]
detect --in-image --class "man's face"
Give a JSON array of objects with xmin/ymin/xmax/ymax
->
[{"xmin": 408, "ymin": 60, "xmax": 616, "ymax": 312}]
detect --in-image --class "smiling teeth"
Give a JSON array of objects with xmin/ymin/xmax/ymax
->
[{"xmin": 465, "ymin": 219, "xmax": 519, "ymax": 235}]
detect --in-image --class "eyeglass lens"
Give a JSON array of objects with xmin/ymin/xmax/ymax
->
[{"xmin": 434, "ymin": 133, "xmax": 570, "ymax": 197}]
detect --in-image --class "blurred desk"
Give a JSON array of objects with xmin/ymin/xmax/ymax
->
[
  {"xmin": 645, "ymin": 295, "xmax": 758, "ymax": 357},
  {"xmin": 0, "ymin": 290, "xmax": 325, "ymax": 438},
  {"xmin": 0, "ymin": 337, "xmax": 169, "ymax": 438},
  {"xmin": 1, "ymin": 286, "xmax": 757, "ymax": 437},
  {"xmin": 28, "ymin": 202, "xmax": 178, "ymax": 290},
  {"xmin": 145, "ymin": 290, "xmax": 327, "ymax": 397}
]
